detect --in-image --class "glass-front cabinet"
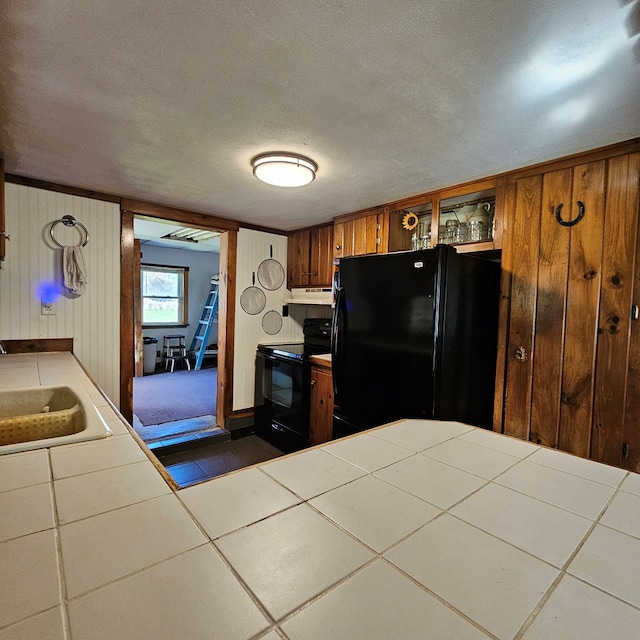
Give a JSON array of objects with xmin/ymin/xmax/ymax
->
[
  {"xmin": 385, "ymin": 178, "xmax": 499, "ymax": 254},
  {"xmin": 438, "ymin": 186, "xmax": 496, "ymax": 250}
]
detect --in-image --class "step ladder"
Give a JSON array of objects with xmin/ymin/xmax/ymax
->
[{"xmin": 189, "ymin": 281, "xmax": 219, "ymax": 371}]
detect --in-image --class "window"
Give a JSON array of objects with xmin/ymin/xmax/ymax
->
[{"xmin": 141, "ymin": 264, "xmax": 189, "ymax": 326}]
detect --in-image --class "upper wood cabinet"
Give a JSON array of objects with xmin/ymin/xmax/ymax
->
[
  {"xmin": 496, "ymin": 151, "xmax": 640, "ymax": 471},
  {"xmin": 287, "ymin": 223, "xmax": 333, "ymax": 288},
  {"xmin": 334, "ymin": 210, "xmax": 380, "ymax": 260},
  {"xmin": 380, "ymin": 178, "xmax": 502, "ymax": 254}
]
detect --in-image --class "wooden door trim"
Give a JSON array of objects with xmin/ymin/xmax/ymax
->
[
  {"xmin": 121, "ymin": 198, "xmax": 240, "ymax": 231},
  {"xmin": 134, "ymin": 240, "xmax": 143, "ymax": 377},
  {"xmin": 217, "ymin": 229, "xmax": 237, "ymax": 427},
  {"xmin": 120, "ymin": 207, "xmax": 236, "ymax": 429},
  {"xmin": 120, "ymin": 211, "xmax": 135, "ymax": 420}
]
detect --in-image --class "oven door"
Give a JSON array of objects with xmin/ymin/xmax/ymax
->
[{"xmin": 254, "ymin": 351, "xmax": 308, "ymax": 452}]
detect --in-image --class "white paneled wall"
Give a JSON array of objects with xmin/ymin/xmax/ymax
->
[
  {"xmin": 0, "ymin": 184, "xmax": 120, "ymax": 405},
  {"xmin": 232, "ymin": 228, "xmax": 332, "ymax": 411}
]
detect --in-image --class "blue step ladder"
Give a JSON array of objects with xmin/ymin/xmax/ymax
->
[{"xmin": 189, "ymin": 281, "xmax": 219, "ymax": 370}]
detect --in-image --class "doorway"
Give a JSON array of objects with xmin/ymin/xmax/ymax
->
[
  {"xmin": 131, "ymin": 216, "xmax": 222, "ymax": 449},
  {"xmin": 120, "ymin": 202, "xmax": 238, "ymax": 437}
]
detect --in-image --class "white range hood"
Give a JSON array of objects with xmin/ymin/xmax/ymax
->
[{"xmin": 284, "ymin": 288, "xmax": 333, "ymax": 305}]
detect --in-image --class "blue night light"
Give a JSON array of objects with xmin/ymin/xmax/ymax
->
[{"xmin": 37, "ymin": 281, "xmax": 61, "ymax": 306}]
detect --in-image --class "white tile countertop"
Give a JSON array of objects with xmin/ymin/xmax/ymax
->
[{"xmin": 2, "ymin": 353, "xmax": 640, "ymax": 639}]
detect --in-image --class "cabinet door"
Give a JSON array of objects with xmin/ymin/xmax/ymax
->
[
  {"xmin": 309, "ymin": 365, "xmax": 334, "ymax": 446},
  {"xmin": 385, "ymin": 209, "xmax": 417, "ymax": 253},
  {"xmin": 353, "ymin": 214, "xmax": 378, "ymax": 255},
  {"xmin": 501, "ymin": 175, "xmax": 543, "ymax": 442},
  {"xmin": 558, "ymin": 162, "xmax": 606, "ymax": 457},
  {"xmin": 310, "ymin": 224, "xmax": 333, "ymax": 286},
  {"xmin": 287, "ymin": 229, "xmax": 311, "ymax": 288},
  {"xmin": 500, "ymin": 154, "xmax": 640, "ymax": 468},
  {"xmin": 342, "ymin": 220, "xmax": 355, "ymax": 257},
  {"xmin": 504, "ymin": 161, "xmax": 606, "ymax": 456},
  {"xmin": 597, "ymin": 153, "xmax": 640, "ymax": 469},
  {"xmin": 334, "ymin": 222, "xmax": 345, "ymax": 260}
]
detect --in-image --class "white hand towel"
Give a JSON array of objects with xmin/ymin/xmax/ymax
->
[{"xmin": 63, "ymin": 246, "xmax": 88, "ymax": 295}]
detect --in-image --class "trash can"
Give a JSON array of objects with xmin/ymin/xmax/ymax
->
[{"xmin": 142, "ymin": 337, "xmax": 159, "ymax": 374}]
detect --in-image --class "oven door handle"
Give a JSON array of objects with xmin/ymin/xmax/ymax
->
[{"xmin": 258, "ymin": 352, "xmax": 293, "ymax": 366}]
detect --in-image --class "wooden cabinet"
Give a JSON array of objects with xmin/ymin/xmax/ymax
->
[
  {"xmin": 287, "ymin": 223, "xmax": 333, "ymax": 288},
  {"xmin": 332, "ymin": 181, "xmax": 503, "ymax": 260},
  {"xmin": 496, "ymin": 152, "xmax": 640, "ymax": 470},
  {"xmin": 334, "ymin": 211, "xmax": 379, "ymax": 259},
  {"xmin": 309, "ymin": 359, "xmax": 334, "ymax": 446},
  {"xmin": 381, "ymin": 178, "xmax": 501, "ymax": 254}
]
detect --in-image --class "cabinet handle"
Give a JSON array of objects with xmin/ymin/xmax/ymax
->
[
  {"xmin": 555, "ymin": 201, "xmax": 585, "ymax": 227},
  {"xmin": 514, "ymin": 346, "xmax": 528, "ymax": 362},
  {"xmin": 632, "ymin": 305, "xmax": 639, "ymax": 321},
  {"xmin": 335, "ymin": 244, "xmax": 341, "ymax": 250},
  {"xmin": 310, "ymin": 379, "xmax": 316, "ymax": 387}
]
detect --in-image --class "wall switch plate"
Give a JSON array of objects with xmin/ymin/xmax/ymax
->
[{"xmin": 41, "ymin": 299, "xmax": 56, "ymax": 315}]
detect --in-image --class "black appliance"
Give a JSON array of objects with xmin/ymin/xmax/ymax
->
[
  {"xmin": 332, "ymin": 245, "xmax": 500, "ymax": 437},
  {"xmin": 254, "ymin": 318, "xmax": 332, "ymax": 452}
]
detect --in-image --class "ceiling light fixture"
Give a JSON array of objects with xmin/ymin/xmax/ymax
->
[{"xmin": 252, "ymin": 153, "xmax": 317, "ymax": 187}]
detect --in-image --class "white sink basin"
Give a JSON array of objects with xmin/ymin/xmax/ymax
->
[{"xmin": 0, "ymin": 384, "xmax": 112, "ymax": 455}]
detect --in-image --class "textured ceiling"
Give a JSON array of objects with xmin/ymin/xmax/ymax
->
[{"xmin": 1, "ymin": 1, "xmax": 639, "ymax": 231}]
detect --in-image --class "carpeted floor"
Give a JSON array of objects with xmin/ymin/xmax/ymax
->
[{"xmin": 133, "ymin": 368, "xmax": 217, "ymax": 426}]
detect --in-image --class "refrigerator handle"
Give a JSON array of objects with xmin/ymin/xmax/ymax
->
[{"xmin": 331, "ymin": 286, "xmax": 345, "ymax": 399}]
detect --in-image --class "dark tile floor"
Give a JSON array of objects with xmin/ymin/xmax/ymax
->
[{"xmin": 156, "ymin": 434, "xmax": 285, "ymax": 488}]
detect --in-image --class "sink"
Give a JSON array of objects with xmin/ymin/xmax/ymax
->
[{"xmin": 0, "ymin": 384, "xmax": 112, "ymax": 455}]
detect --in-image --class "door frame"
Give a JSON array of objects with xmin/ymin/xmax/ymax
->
[{"xmin": 120, "ymin": 199, "xmax": 239, "ymax": 428}]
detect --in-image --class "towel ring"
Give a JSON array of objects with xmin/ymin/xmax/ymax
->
[{"xmin": 49, "ymin": 215, "xmax": 89, "ymax": 248}]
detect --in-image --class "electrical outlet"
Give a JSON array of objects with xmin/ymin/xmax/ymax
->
[{"xmin": 41, "ymin": 299, "xmax": 56, "ymax": 315}]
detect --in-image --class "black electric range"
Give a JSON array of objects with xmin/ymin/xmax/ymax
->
[{"xmin": 254, "ymin": 318, "xmax": 331, "ymax": 452}]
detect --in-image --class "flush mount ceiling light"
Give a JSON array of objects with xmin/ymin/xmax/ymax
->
[{"xmin": 252, "ymin": 153, "xmax": 317, "ymax": 187}]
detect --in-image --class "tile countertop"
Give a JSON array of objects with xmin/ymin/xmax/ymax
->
[{"xmin": 2, "ymin": 354, "xmax": 640, "ymax": 639}]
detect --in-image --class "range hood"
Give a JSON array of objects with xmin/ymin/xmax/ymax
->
[{"xmin": 284, "ymin": 288, "xmax": 333, "ymax": 305}]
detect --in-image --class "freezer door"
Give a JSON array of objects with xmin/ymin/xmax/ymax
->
[{"xmin": 332, "ymin": 249, "xmax": 441, "ymax": 425}]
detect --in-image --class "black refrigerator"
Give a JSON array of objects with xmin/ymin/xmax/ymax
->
[{"xmin": 331, "ymin": 245, "xmax": 501, "ymax": 436}]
